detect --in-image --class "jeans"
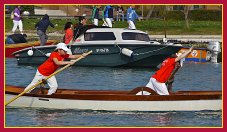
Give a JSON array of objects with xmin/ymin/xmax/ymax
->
[
  {"xmin": 117, "ymin": 13, "xmax": 124, "ymax": 21},
  {"xmin": 37, "ymin": 30, "xmax": 48, "ymax": 46},
  {"xmin": 6, "ymin": 37, "xmax": 15, "ymax": 44}
]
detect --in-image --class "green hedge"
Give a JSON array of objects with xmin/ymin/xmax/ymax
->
[
  {"xmin": 165, "ymin": 10, "xmax": 221, "ymax": 21},
  {"xmin": 165, "ymin": 11, "xmax": 185, "ymax": 20},
  {"xmin": 190, "ymin": 10, "xmax": 222, "ymax": 21}
]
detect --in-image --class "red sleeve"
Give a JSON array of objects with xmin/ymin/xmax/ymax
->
[
  {"xmin": 49, "ymin": 52, "xmax": 58, "ymax": 60},
  {"xmin": 63, "ymin": 54, "xmax": 70, "ymax": 59}
]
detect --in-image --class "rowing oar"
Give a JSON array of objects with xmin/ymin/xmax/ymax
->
[
  {"xmin": 5, "ymin": 50, "xmax": 93, "ymax": 106},
  {"xmin": 166, "ymin": 62, "xmax": 181, "ymax": 93}
]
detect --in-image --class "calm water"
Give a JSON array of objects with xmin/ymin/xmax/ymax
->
[{"xmin": 5, "ymin": 58, "xmax": 222, "ymax": 127}]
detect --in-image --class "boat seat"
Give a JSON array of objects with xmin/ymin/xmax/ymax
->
[{"xmin": 129, "ymin": 86, "xmax": 158, "ymax": 95}]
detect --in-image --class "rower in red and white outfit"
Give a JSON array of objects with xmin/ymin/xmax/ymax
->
[
  {"xmin": 24, "ymin": 43, "xmax": 86, "ymax": 95},
  {"xmin": 137, "ymin": 46, "xmax": 194, "ymax": 95}
]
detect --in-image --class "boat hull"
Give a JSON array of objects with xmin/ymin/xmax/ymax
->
[
  {"xmin": 12, "ymin": 44, "xmax": 182, "ymax": 67},
  {"xmin": 5, "ymin": 40, "xmax": 57, "ymax": 58},
  {"xmin": 6, "ymin": 94, "xmax": 221, "ymax": 111},
  {"xmin": 5, "ymin": 85, "xmax": 222, "ymax": 111}
]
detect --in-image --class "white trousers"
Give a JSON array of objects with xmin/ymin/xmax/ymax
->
[
  {"xmin": 128, "ymin": 20, "xmax": 136, "ymax": 30},
  {"xmin": 146, "ymin": 77, "xmax": 169, "ymax": 95},
  {"xmin": 102, "ymin": 18, "xmax": 112, "ymax": 28},
  {"xmin": 12, "ymin": 20, "xmax": 23, "ymax": 34},
  {"xmin": 93, "ymin": 19, "xmax": 98, "ymax": 26},
  {"xmin": 24, "ymin": 70, "xmax": 58, "ymax": 95}
]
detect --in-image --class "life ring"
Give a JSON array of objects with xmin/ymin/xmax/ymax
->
[{"xmin": 191, "ymin": 50, "xmax": 198, "ymax": 57}]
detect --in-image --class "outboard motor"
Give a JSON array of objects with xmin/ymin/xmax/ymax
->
[{"xmin": 207, "ymin": 41, "xmax": 221, "ymax": 63}]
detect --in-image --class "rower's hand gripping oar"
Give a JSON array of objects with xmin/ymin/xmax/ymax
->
[{"xmin": 5, "ymin": 50, "xmax": 93, "ymax": 106}]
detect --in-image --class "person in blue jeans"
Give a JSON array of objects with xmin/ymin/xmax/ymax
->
[
  {"xmin": 35, "ymin": 14, "xmax": 55, "ymax": 46},
  {"xmin": 116, "ymin": 5, "xmax": 124, "ymax": 21}
]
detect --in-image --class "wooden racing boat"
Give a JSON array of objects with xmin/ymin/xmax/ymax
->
[{"xmin": 5, "ymin": 85, "xmax": 222, "ymax": 111}]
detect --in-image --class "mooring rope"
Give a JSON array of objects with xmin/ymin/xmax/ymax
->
[
  {"xmin": 133, "ymin": 44, "xmax": 171, "ymax": 56},
  {"xmin": 115, "ymin": 42, "xmax": 173, "ymax": 56},
  {"xmin": 32, "ymin": 46, "xmax": 49, "ymax": 57},
  {"xmin": 115, "ymin": 43, "xmax": 122, "ymax": 51}
]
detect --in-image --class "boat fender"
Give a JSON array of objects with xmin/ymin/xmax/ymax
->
[
  {"xmin": 27, "ymin": 49, "xmax": 33, "ymax": 56},
  {"xmin": 121, "ymin": 48, "xmax": 134, "ymax": 57}
]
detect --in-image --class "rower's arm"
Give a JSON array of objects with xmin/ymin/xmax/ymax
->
[
  {"xmin": 68, "ymin": 53, "xmax": 86, "ymax": 59},
  {"xmin": 175, "ymin": 46, "xmax": 194, "ymax": 62},
  {"xmin": 53, "ymin": 58, "xmax": 71, "ymax": 66}
]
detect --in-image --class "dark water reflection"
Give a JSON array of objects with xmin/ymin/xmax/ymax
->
[{"xmin": 6, "ymin": 107, "xmax": 222, "ymax": 127}]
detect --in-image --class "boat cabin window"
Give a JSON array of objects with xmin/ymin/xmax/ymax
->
[
  {"xmin": 122, "ymin": 32, "xmax": 150, "ymax": 42},
  {"xmin": 84, "ymin": 32, "xmax": 116, "ymax": 41}
]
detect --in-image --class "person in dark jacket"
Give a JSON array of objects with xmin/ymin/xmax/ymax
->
[
  {"xmin": 35, "ymin": 14, "xmax": 55, "ymax": 46},
  {"xmin": 73, "ymin": 16, "xmax": 88, "ymax": 40},
  {"xmin": 6, "ymin": 34, "xmax": 27, "ymax": 44},
  {"xmin": 102, "ymin": 5, "xmax": 113, "ymax": 27}
]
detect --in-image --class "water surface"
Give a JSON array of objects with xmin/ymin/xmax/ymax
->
[{"xmin": 5, "ymin": 58, "xmax": 222, "ymax": 127}]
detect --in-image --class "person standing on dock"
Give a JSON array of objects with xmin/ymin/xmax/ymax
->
[
  {"xmin": 91, "ymin": 5, "xmax": 100, "ymax": 26},
  {"xmin": 64, "ymin": 22, "xmax": 74, "ymax": 45},
  {"xmin": 35, "ymin": 14, "xmax": 55, "ymax": 46},
  {"xmin": 127, "ymin": 5, "xmax": 139, "ymax": 30},
  {"xmin": 24, "ymin": 43, "xmax": 86, "ymax": 95},
  {"xmin": 12, "ymin": 5, "xmax": 23, "ymax": 34},
  {"xmin": 139, "ymin": 46, "xmax": 194, "ymax": 95},
  {"xmin": 116, "ymin": 5, "xmax": 124, "ymax": 21},
  {"xmin": 102, "ymin": 5, "xmax": 113, "ymax": 28}
]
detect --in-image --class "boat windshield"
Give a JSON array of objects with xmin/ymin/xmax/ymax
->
[
  {"xmin": 122, "ymin": 32, "xmax": 150, "ymax": 42},
  {"xmin": 84, "ymin": 32, "xmax": 116, "ymax": 41}
]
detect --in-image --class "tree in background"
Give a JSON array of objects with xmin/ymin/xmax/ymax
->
[
  {"xmin": 183, "ymin": 5, "xmax": 191, "ymax": 29},
  {"xmin": 7, "ymin": 5, "xmax": 34, "ymax": 15},
  {"xmin": 145, "ymin": 6, "xmax": 155, "ymax": 20}
]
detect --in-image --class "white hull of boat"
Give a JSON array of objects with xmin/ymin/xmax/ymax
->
[{"xmin": 6, "ymin": 94, "xmax": 222, "ymax": 111}]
